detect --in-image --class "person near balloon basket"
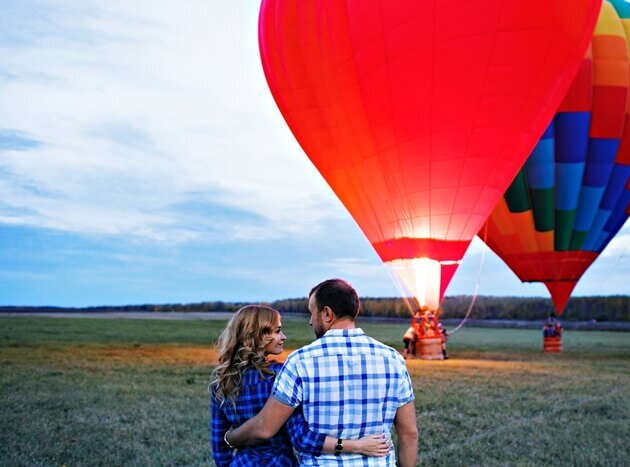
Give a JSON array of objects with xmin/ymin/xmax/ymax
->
[
  {"xmin": 224, "ymin": 279, "xmax": 419, "ymax": 466},
  {"xmin": 419, "ymin": 311, "xmax": 439, "ymax": 338},
  {"xmin": 402, "ymin": 325, "xmax": 418, "ymax": 359},
  {"xmin": 543, "ymin": 314, "xmax": 563, "ymax": 338},
  {"xmin": 210, "ymin": 305, "xmax": 391, "ymax": 467},
  {"xmin": 404, "ymin": 310, "xmax": 447, "ymax": 359},
  {"xmin": 437, "ymin": 321, "xmax": 449, "ymax": 360}
]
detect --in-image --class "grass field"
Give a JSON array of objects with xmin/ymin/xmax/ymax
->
[{"xmin": 1, "ymin": 315, "xmax": 629, "ymax": 466}]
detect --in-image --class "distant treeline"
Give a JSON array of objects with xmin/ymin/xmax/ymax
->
[
  {"xmin": 438, "ymin": 295, "xmax": 630, "ymax": 322},
  {"xmin": 2, "ymin": 295, "xmax": 629, "ymax": 321},
  {"xmin": 316, "ymin": 295, "xmax": 630, "ymax": 321}
]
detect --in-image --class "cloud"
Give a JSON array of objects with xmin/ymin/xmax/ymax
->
[
  {"xmin": 0, "ymin": 130, "xmax": 43, "ymax": 151},
  {"xmin": 1, "ymin": 1, "xmax": 628, "ymax": 305},
  {"xmin": 0, "ymin": 1, "xmax": 337, "ymax": 245}
]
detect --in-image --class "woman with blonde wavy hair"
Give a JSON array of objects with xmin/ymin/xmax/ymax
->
[{"xmin": 210, "ymin": 305, "xmax": 389, "ymax": 466}]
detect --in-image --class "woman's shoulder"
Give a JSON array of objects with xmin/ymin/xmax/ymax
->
[
  {"xmin": 243, "ymin": 361, "xmax": 282, "ymax": 372},
  {"xmin": 240, "ymin": 362, "xmax": 282, "ymax": 382}
]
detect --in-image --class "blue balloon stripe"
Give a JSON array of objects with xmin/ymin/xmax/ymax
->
[
  {"xmin": 600, "ymin": 164, "xmax": 630, "ymax": 209},
  {"xmin": 582, "ymin": 138, "xmax": 619, "ymax": 188},
  {"xmin": 583, "ymin": 160, "xmax": 618, "ymax": 187},
  {"xmin": 574, "ymin": 186, "xmax": 606, "ymax": 231},
  {"xmin": 596, "ymin": 189, "xmax": 630, "ymax": 252},
  {"xmin": 556, "ymin": 162, "xmax": 585, "ymax": 209},
  {"xmin": 582, "ymin": 166, "xmax": 630, "ymax": 249},
  {"xmin": 592, "ymin": 230, "xmax": 612, "ymax": 252},
  {"xmin": 582, "ymin": 209, "xmax": 610, "ymax": 250},
  {"xmin": 525, "ymin": 139, "xmax": 555, "ymax": 189},
  {"xmin": 541, "ymin": 120, "xmax": 555, "ymax": 139},
  {"xmin": 604, "ymin": 189, "xmax": 630, "ymax": 232},
  {"xmin": 586, "ymin": 138, "xmax": 620, "ymax": 163},
  {"xmin": 609, "ymin": 0, "xmax": 630, "ymax": 19},
  {"xmin": 555, "ymin": 112, "xmax": 590, "ymax": 163}
]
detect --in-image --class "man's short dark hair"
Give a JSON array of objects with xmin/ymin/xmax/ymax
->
[{"xmin": 309, "ymin": 278, "xmax": 360, "ymax": 320}]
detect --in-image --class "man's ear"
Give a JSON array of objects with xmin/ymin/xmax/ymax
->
[{"xmin": 322, "ymin": 306, "xmax": 334, "ymax": 322}]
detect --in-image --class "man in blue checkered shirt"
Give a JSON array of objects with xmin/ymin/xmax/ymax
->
[{"xmin": 226, "ymin": 279, "xmax": 418, "ymax": 466}]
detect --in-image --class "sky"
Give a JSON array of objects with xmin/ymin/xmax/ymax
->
[{"xmin": 0, "ymin": 1, "xmax": 628, "ymax": 307}]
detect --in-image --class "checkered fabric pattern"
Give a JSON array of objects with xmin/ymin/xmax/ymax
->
[
  {"xmin": 272, "ymin": 328, "xmax": 415, "ymax": 466},
  {"xmin": 210, "ymin": 362, "xmax": 325, "ymax": 467}
]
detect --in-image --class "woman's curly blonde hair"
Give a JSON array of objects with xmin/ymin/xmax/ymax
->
[{"xmin": 210, "ymin": 305, "xmax": 280, "ymax": 407}]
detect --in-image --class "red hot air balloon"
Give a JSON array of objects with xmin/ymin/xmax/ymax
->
[
  {"xmin": 483, "ymin": 0, "xmax": 630, "ymax": 315},
  {"xmin": 259, "ymin": 0, "xmax": 601, "ymax": 310}
]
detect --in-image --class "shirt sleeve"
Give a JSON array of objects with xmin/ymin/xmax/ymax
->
[
  {"xmin": 210, "ymin": 391, "xmax": 234, "ymax": 467},
  {"xmin": 284, "ymin": 405, "xmax": 326, "ymax": 456},
  {"xmin": 271, "ymin": 354, "xmax": 303, "ymax": 408},
  {"xmin": 396, "ymin": 356, "xmax": 416, "ymax": 407}
]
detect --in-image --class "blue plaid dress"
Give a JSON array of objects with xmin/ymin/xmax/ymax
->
[
  {"xmin": 272, "ymin": 328, "xmax": 415, "ymax": 466},
  {"xmin": 210, "ymin": 362, "xmax": 325, "ymax": 466}
]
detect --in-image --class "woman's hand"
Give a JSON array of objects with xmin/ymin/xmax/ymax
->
[{"xmin": 348, "ymin": 434, "xmax": 392, "ymax": 457}]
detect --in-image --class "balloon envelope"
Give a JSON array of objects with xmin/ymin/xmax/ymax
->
[
  {"xmin": 483, "ymin": 1, "xmax": 630, "ymax": 314},
  {"xmin": 259, "ymin": 0, "xmax": 600, "ymax": 309}
]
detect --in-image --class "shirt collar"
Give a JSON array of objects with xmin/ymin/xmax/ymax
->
[{"xmin": 322, "ymin": 328, "xmax": 365, "ymax": 338}]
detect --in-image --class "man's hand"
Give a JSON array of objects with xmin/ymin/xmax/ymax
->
[{"xmin": 227, "ymin": 397, "xmax": 295, "ymax": 446}]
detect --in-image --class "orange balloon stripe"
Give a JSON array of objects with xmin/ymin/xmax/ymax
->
[
  {"xmin": 512, "ymin": 212, "xmax": 539, "ymax": 253},
  {"xmin": 487, "ymin": 198, "xmax": 517, "ymax": 236},
  {"xmin": 592, "ymin": 55, "xmax": 628, "ymax": 87},
  {"xmin": 620, "ymin": 17, "xmax": 630, "ymax": 56},
  {"xmin": 535, "ymin": 231, "xmax": 555, "ymax": 252}
]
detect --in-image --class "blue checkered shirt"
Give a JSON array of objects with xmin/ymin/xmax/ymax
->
[
  {"xmin": 272, "ymin": 328, "xmax": 415, "ymax": 466},
  {"xmin": 210, "ymin": 362, "xmax": 325, "ymax": 467}
]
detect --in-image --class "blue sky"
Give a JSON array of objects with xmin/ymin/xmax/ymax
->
[{"xmin": 0, "ymin": 1, "xmax": 628, "ymax": 307}]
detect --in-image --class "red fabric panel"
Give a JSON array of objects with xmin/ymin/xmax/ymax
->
[
  {"xmin": 259, "ymin": 0, "xmax": 600, "ymax": 300},
  {"xmin": 496, "ymin": 251, "xmax": 598, "ymax": 282},
  {"xmin": 617, "ymin": 115, "xmax": 630, "ymax": 164},
  {"xmin": 439, "ymin": 263, "xmax": 460, "ymax": 304},
  {"xmin": 545, "ymin": 281, "xmax": 578, "ymax": 315},
  {"xmin": 372, "ymin": 238, "xmax": 470, "ymax": 262},
  {"xmin": 590, "ymin": 86, "xmax": 629, "ymax": 138},
  {"xmin": 558, "ymin": 50, "xmax": 593, "ymax": 112}
]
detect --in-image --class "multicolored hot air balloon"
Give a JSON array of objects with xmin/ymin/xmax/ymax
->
[
  {"xmin": 259, "ymin": 0, "xmax": 601, "ymax": 310},
  {"xmin": 483, "ymin": 0, "xmax": 630, "ymax": 315}
]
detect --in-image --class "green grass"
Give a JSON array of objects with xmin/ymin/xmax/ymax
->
[{"xmin": 1, "ymin": 316, "xmax": 629, "ymax": 466}]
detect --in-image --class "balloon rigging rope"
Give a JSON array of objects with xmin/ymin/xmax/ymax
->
[
  {"xmin": 447, "ymin": 225, "xmax": 488, "ymax": 334},
  {"xmin": 590, "ymin": 230, "xmax": 630, "ymax": 294}
]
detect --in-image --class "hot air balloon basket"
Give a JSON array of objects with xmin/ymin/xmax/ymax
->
[
  {"xmin": 543, "ymin": 336, "xmax": 563, "ymax": 353},
  {"xmin": 416, "ymin": 337, "xmax": 444, "ymax": 360}
]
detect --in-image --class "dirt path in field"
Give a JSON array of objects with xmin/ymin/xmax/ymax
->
[{"xmin": 89, "ymin": 346, "xmax": 287, "ymax": 364}]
